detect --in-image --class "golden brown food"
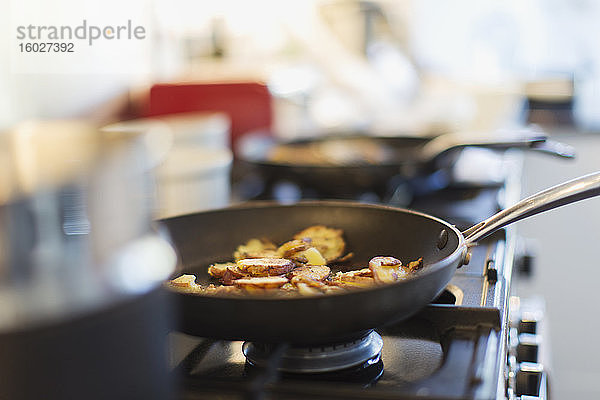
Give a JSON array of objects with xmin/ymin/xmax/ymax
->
[
  {"xmin": 290, "ymin": 271, "xmax": 331, "ymax": 295},
  {"xmin": 296, "ymin": 282, "xmax": 324, "ymax": 296},
  {"xmin": 234, "ymin": 276, "xmax": 290, "ymax": 290},
  {"xmin": 276, "ymin": 239, "xmax": 328, "ymax": 266},
  {"xmin": 407, "ymin": 257, "xmax": 424, "ymax": 272},
  {"xmin": 170, "ymin": 274, "xmax": 197, "ymax": 288},
  {"xmin": 267, "ymin": 138, "xmax": 396, "ymax": 166},
  {"xmin": 234, "ymin": 238, "xmax": 278, "ymax": 261},
  {"xmin": 236, "ymin": 257, "xmax": 295, "ymax": 276},
  {"xmin": 168, "ymin": 225, "xmax": 425, "ymax": 297},
  {"xmin": 338, "ymin": 268, "xmax": 373, "ymax": 277},
  {"xmin": 322, "ymin": 285, "xmax": 346, "ymax": 294},
  {"xmin": 293, "ymin": 225, "xmax": 345, "ymax": 262},
  {"xmin": 277, "ymin": 239, "xmax": 311, "ymax": 258},
  {"xmin": 287, "ymin": 247, "xmax": 327, "ymax": 267},
  {"xmin": 168, "ymin": 274, "xmax": 204, "ymax": 294},
  {"xmin": 369, "ymin": 256, "xmax": 408, "ymax": 284},
  {"xmin": 204, "ymin": 284, "xmax": 243, "ymax": 295},
  {"xmin": 220, "ymin": 266, "xmax": 248, "ymax": 285},
  {"xmin": 329, "ymin": 270, "xmax": 377, "ymax": 288},
  {"xmin": 290, "ymin": 275, "xmax": 327, "ymax": 287},
  {"xmin": 289, "ymin": 265, "xmax": 331, "ymax": 281},
  {"xmin": 207, "ymin": 262, "xmax": 237, "ymax": 278}
]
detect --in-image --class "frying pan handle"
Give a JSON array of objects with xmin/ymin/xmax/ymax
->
[
  {"xmin": 462, "ymin": 171, "xmax": 600, "ymax": 244},
  {"xmin": 421, "ymin": 127, "xmax": 575, "ymax": 163},
  {"xmin": 527, "ymin": 139, "xmax": 576, "ymax": 159}
]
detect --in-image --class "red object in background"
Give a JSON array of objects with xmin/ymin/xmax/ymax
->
[{"xmin": 148, "ymin": 82, "xmax": 273, "ymax": 150}]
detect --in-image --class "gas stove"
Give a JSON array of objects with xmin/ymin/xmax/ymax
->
[{"xmin": 169, "ymin": 150, "xmax": 548, "ymax": 399}]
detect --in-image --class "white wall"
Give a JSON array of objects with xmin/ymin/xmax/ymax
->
[{"xmin": 519, "ymin": 133, "xmax": 600, "ymax": 399}]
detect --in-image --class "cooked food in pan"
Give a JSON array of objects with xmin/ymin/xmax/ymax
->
[
  {"xmin": 168, "ymin": 225, "xmax": 423, "ymax": 296},
  {"xmin": 267, "ymin": 138, "xmax": 397, "ymax": 166}
]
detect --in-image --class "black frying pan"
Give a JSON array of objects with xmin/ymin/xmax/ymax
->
[
  {"xmin": 237, "ymin": 129, "xmax": 574, "ymax": 198},
  {"xmin": 160, "ymin": 172, "xmax": 600, "ymax": 344}
]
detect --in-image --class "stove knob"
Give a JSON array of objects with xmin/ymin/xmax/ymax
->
[
  {"xmin": 515, "ymin": 362, "xmax": 543, "ymax": 397},
  {"xmin": 518, "ymin": 313, "xmax": 539, "ymax": 334},
  {"xmin": 516, "ymin": 333, "xmax": 540, "ymax": 363},
  {"xmin": 515, "ymin": 253, "xmax": 535, "ymax": 277},
  {"xmin": 485, "ymin": 260, "xmax": 498, "ymax": 283},
  {"xmin": 515, "ymin": 238, "xmax": 536, "ymax": 277}
]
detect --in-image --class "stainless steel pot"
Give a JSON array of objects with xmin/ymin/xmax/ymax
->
[{"xmin": 0, "ymin": 121, "xmax": 176, "ymax": 399}]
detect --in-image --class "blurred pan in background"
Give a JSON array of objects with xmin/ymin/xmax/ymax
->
[{"xmin": 236, "ymin": 129, "xmax": 575, "ymax": 201}]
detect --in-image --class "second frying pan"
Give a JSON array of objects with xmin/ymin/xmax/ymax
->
[
  {"xmin": 160, "ymin": 171, "xmax": 600, "ymax": 344},
  {"xmin": 237, "ymin": 130, "xmax": 574, "ymax": 198}
]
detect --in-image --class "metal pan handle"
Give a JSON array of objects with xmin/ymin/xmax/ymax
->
[
  {"xmin": 462, "ymin": 171, "xmax": 600, "ymax": 244},
  {"xmin": 421, "ymin": 127, "xmax": 576, "ymax": 164}
]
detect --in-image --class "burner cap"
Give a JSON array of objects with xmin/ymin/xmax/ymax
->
[{"xmin": 242, "ymin": 331, "xmax": 383, "ymax": 373}]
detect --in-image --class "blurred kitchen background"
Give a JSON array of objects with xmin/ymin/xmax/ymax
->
[{"xmin": 2, "ymin": 0, "xmax": 600, "ymax": 398}]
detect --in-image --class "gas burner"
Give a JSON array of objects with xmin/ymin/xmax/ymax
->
[
  {"xmin": 242, "ymin": 331, "xmax": 383, "ymax": 373},
  {"xmin": 279, "ymin": 358, "xmax": 385, "ymax": 387}
]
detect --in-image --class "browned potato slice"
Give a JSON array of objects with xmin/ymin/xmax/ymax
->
[
  {"xmin": 170, "ymin": 274, "xmax": 197, "ymax": 288},
  {"xmin": 369, "ymin": 256, "xmax": 407, "ymax": 284},
  {"xmin": 233, "ymin": 238, "xmax": 278, "ymax": 261},
  {"xmin": 371, "ymin": 267, "xmax": 407, "ymax": 284},
  {"xmin": 277, "ymin": 239, "xmax": 310, "ymax": 258},
  {"xmin": 168, "ymin": 274, "xmax": 204, "ymax": 294},
  {"xmin": 296, "ymin": 282, "xmax": 323, "ymax": 296},
  {"xmin": 407, "ymin": 257, "xmax": 424, "ymax": 272},
  {"xmin": 329, "ymin": 269, "xmax": 376, "ymax": 288},
  {"xmin": 289, "ymin": 272, "xmax": 329, "ymax": 294},
  {"xmin": 234, "ymin": 276, "xmax": 289, "ymax": 290},
  {"xmin": 288, "ymin": 255, "xmax": 308, "ymax": 266},
  {"xmin": 220, "ymin": 267, "xmax": 247, "ymax": 285},
  {"xmin": 289, "ymin": 265, "xmax": 331, "ymax": 281},
  {"xmin": 322, "ymin": 285, "xmax": 346, "ymax": 294},
  {"xmin": 290, "ymin": 275, "xmax": 326, "ymax": 287},
  {"xmin": 203, "ymin": 284, "xmax": 243, "ymax": 295},
  {"xmin": 208, "ymin": 262, "xmax": 237, "ymax": 278},
  {"xmin": 280, "ymin": 282, "xmax": 297, "ymax": 291},
  {"xmin": 293, "ymin": 225, "xmax": 345, "ymax": 262},
  {"xmin": 208, "ymin": 262, "xmax": 248, "ymax": 285},
  {"xmin": 236, "ymin": 258, "xmax": 295, "ymax": 276},
  {"xmin": 246, "ymin": 249, "xmax": 279, "ymax": 259},
  {"xmin": 338, "ymin": 268, "xmax": 373, "ymax": 278},
  {"xmin": 329, "ymin": 275, "xmax": 376, "ymax": 288}
]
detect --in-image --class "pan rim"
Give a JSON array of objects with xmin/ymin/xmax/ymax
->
[{"xmin": 161, "ymin": 200, "xmax": 466, "ymax": 301}]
